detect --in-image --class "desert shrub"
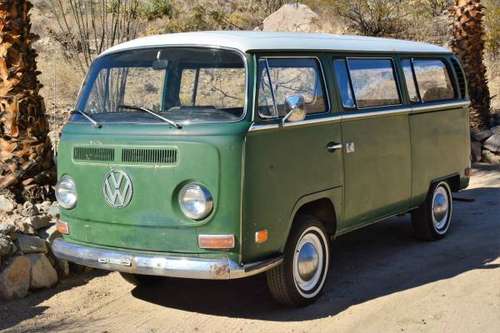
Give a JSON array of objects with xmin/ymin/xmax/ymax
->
[
  {"xmin": 484, "ymin": 0, "xmax": 499, "ymax": 59},
  {"xmin": 141, "ymin": 0, "xmax": 175, "ymax": 21}
]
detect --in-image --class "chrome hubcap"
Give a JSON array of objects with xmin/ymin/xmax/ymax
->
[
  {"xmin": 292, "ymin": 227, "xmax": 328, "ymax": 298},
  {"xmin": 432, "ymin": 185, "xmax": 450, "ymax": 232},
  {"xmin": 297, "ymin": 242, "xmax": 319, "ymax": 281}
]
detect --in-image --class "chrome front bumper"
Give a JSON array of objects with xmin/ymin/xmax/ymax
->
[{"xmin": 52, "ymin": 238, "xmax": 283, "ymax": 280}]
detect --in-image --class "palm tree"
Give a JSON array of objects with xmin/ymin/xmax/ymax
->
[
  {"xmin": 0, "ymin": 0, "xmax": 54, "ymax": 202},
  {"xmin": 449, "ymin": 0, "xmax": 491, "ymax": 130}
]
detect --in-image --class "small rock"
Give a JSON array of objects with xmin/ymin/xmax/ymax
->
[
  {"xmin": 21, "ymin": 201, "xmax": 38, "ymax": 217},
  {"xmin": 38, "ymin": 224, "xmax": 61, "ymax": 244},
  {"xmin": 471, "ymin": 141, "xmax": 482, "ymax": 162},
  {"xmin": 482, "ymin": 150, "xmax": 500, "ymax": 164},
  {"xmin": 0, "ymin": 236, "xmax": 12, "ymax": 257},
  {"xmin": 0, "ymin": 195, "xmax": 15, "ymax": 213},
  {"xmin": 470, "ymin": 128, "xmax": 492, "ymax": 142},
  {"xmin": 13, "ymin": 219, "xmax": 35, "ymax": 234},
  {"xmin": 0, "ymin": 256, "xmax": 31, "ymax": 300},
  {"xmin": 16, "ymin": 234, "xmax": 48, "ymax": 254},
  {"xmin": 47, "ymin": 204, "xmax": 60, "ymax": 218},
  {"xmin": 483, "ymin": 133, "xmax": 500, "ymax": 153},
  {"xmin": 491, "ymin": 125, "xmax": 500, "ymax": 135},
  {"xmin": 24, "ymin": 215, "xmax": 51, "ymax": 231},
  {"xmin": 0, "ymin": 223, "xmax": 16, "ymax": 238},
  {"xmin": 55, "ymin": 258, "xmax": 70, "ymax": 278},
  {"xmin": 36, "ymin": 201, "xmax": 51, "ymax": 214},
  {"xmin": 27, "ymin": 253, "xmax": 58, "ymax": 289}
]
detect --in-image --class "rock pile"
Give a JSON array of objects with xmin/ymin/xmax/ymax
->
[
  {"xmin": 471, "ymin": 122, "xmax": 500, "ymax": 164},
  {"xmin": 0, "ymin": 194, "xmax": 69, "ymax": 300}
]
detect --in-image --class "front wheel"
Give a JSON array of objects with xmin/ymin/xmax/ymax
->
[
  {"xmin": 412, "ymin": 181, "xmax": 453, "ymax": 240},
  {"xmin": 266, "ymin": 215, "xmax": 330, "ymax": 306}
]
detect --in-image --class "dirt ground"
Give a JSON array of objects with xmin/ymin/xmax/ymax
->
[{"xmin": 1, "ymin": 164, "xmax": 499, "ymax": 333}]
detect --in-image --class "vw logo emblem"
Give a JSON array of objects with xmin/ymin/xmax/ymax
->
[{"xmin": 102, "ymin": 169, "xmax": 133, "ymax": 208}]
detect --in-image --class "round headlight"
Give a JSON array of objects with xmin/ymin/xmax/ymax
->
[
  {"xmin": 55, "ymin": 175, "xmax": 77, "ymax": 209},
  {"xmin": 178, "ymin": 183, "xmax": 213, "ymax": 220}
]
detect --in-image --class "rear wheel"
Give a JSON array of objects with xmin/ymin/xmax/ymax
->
[
  {"xmin": 411, "ymin": 181, "xmax": 453, "ymax": 240},
  {"xmin": 120, "ymin": 273, "xmax": 164, "ymax": 287},
  {"xmin": 266, "ymin": 215, "xmax": 330, "ymax": 306}
]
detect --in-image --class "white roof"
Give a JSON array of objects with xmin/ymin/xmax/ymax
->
[{"xmin": 100, "ymin": 31, "xmax": 451, "ymax": 57}]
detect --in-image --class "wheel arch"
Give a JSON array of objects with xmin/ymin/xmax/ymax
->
[
  {"xmin": 429, "ymin": 173, "xmax": 460, "ymax": 193},
  {"xmin": 281, "ymin": 188, "xmax": 342, "ymax": 252}
]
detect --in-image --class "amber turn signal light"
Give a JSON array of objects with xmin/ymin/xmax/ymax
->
[
  {"xmin": 255, "ymin": 229, "xmax": 268, "ymax": 244},
  {"xmin": 198, "ymin": 234, "xmax": 235, "ymax": 249},
  {"xmin": 56, "ymin": 220, "xmax": 70, "ymax": 235}
]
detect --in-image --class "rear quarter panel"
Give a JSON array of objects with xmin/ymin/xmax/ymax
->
[{"xmin": 409, "ymin": 105, "xmax": 470, "ymax": 206}]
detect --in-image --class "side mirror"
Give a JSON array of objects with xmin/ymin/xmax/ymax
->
[{"xmin": 282, "ymin": 95, "xmax": 306, "ymax": 125}]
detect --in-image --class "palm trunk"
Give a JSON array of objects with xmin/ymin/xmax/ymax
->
[
  {"xmin": 0, "ymin": 0, "xmax": 54, "ymax": 202},
  {"xmin": 449, "ymin": 0, "xmax": 491, "ymax": 130}
]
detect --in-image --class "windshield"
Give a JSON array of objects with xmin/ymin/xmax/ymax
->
[{"xmin": 74, "ymin": 47, "xmax": 246, "ymax": 125}]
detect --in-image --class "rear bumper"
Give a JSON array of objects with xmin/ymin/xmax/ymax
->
[{"xmin": 52, "ymin": 238, "xmax": 282, "ymax": 280}]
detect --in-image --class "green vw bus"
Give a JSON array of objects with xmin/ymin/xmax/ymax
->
[{"xmin": 52, "ymin": 32, "xmax": 471, "ymax": 306}]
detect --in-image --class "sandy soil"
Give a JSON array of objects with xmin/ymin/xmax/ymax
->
[{"xmin": 1, "ymin": 164, "xmax": 499, "ymax": 333}]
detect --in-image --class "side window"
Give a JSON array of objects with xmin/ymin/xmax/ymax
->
[
  {"xmin": 413, "ymin": 59, "xmax": 455, "ymax": 102},
  {"xmin": 334, "ymin": 59, "xmax": 355, "ymax": 108},
  {"xmin": 257, "ymin": 58, "xmax": 327, "ymax": 119},
  {"xmin": 401, "ymin": 59, "xmax": 420, "ymax": 103},
  {"xmin": 347, "ymin": 59, "xmax": 401, "ymax": 108}
]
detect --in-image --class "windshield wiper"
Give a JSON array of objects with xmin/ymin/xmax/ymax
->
[
  {"xmin": 71, "ymin": 109, "xmax": 102, "ymax": 128},
  {"xmin": 118, "ymin": 104, "xmax": 182, "ymax": 129}
]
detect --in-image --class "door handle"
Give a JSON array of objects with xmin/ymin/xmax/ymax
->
[{"xmin": 327, "ymin": 142, "xmax": 343, "ymax": 152}]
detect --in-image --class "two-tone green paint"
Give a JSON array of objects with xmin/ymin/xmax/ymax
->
[{"xmin": 57, "ymin": 50, "xmax": 470, "ymax": 266}]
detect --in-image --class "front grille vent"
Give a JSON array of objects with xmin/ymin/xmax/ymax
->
[
  {"xmin": 121, "ymin": 148, "xmax": 178, "ymax": 164},
  {"xmin": 73, "ymin": 147, "xmax": 115, "ymax": 162},
  {"xmin": 450, "ymin": 57, "xmax": 467, "ymax": 99}
]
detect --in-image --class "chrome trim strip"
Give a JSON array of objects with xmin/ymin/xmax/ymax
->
[
  {"xmin": 341, "ymin": 107, "xmax": 412, "ymax": 120},
  {"xmin": 412, "ymin": 100, "xmax": 470, "ymax": 113},
  {"xmin": 52, "ymin": 238, "xmax": 282, "ymax": 280},
  {"xmin": 248, "ymin": 101, "xmax": 470, "ymax": 132}
]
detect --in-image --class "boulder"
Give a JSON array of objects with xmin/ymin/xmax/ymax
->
[
  {"xmin": 0, "ymin": 195, "xmax": 15, "ymax": 213},
  {"xmin": 262, "ymin": 4, "xmax": 320, "ymax": 32},
  {"xmin": 482, "ymin": 150, "xmax": 500, "ymax": 165},
  {"xmin": 483, "ymin": 133, "xmax": 500, "ymax": 153},
  {"xmin": 27, "ymin": 253, "xmax": 58, "ymax": 289},
  {"xmin": 0, "ymin": 256, "xmax": 31, "ymax": 300},
  {"xmin": 471, "ymin": 141, "xmax": 482, "ymax": 162},
  {"xmin": 16, "ymin": 234, "xmax": 48, "ymax": 254},
  {"xmin": 470, "ymin": 128, "xmax": 492, "ymax": 142}
]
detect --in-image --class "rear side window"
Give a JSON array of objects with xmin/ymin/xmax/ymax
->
[
  {"xmin": 257, "ymin": 58, "xmax": 327, "ymax": 118},
  {"xmin": 348, "ymin": 59, "xmax": 400, "ymax": 108},
  {"xmin": 412, "ymin": 59, "xmax": 455, "ymax": 102}
]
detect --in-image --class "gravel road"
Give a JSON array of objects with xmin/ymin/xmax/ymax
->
[{"xmin": 1, "ymin": 164, "xmax": 499, "ymax": 333}]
